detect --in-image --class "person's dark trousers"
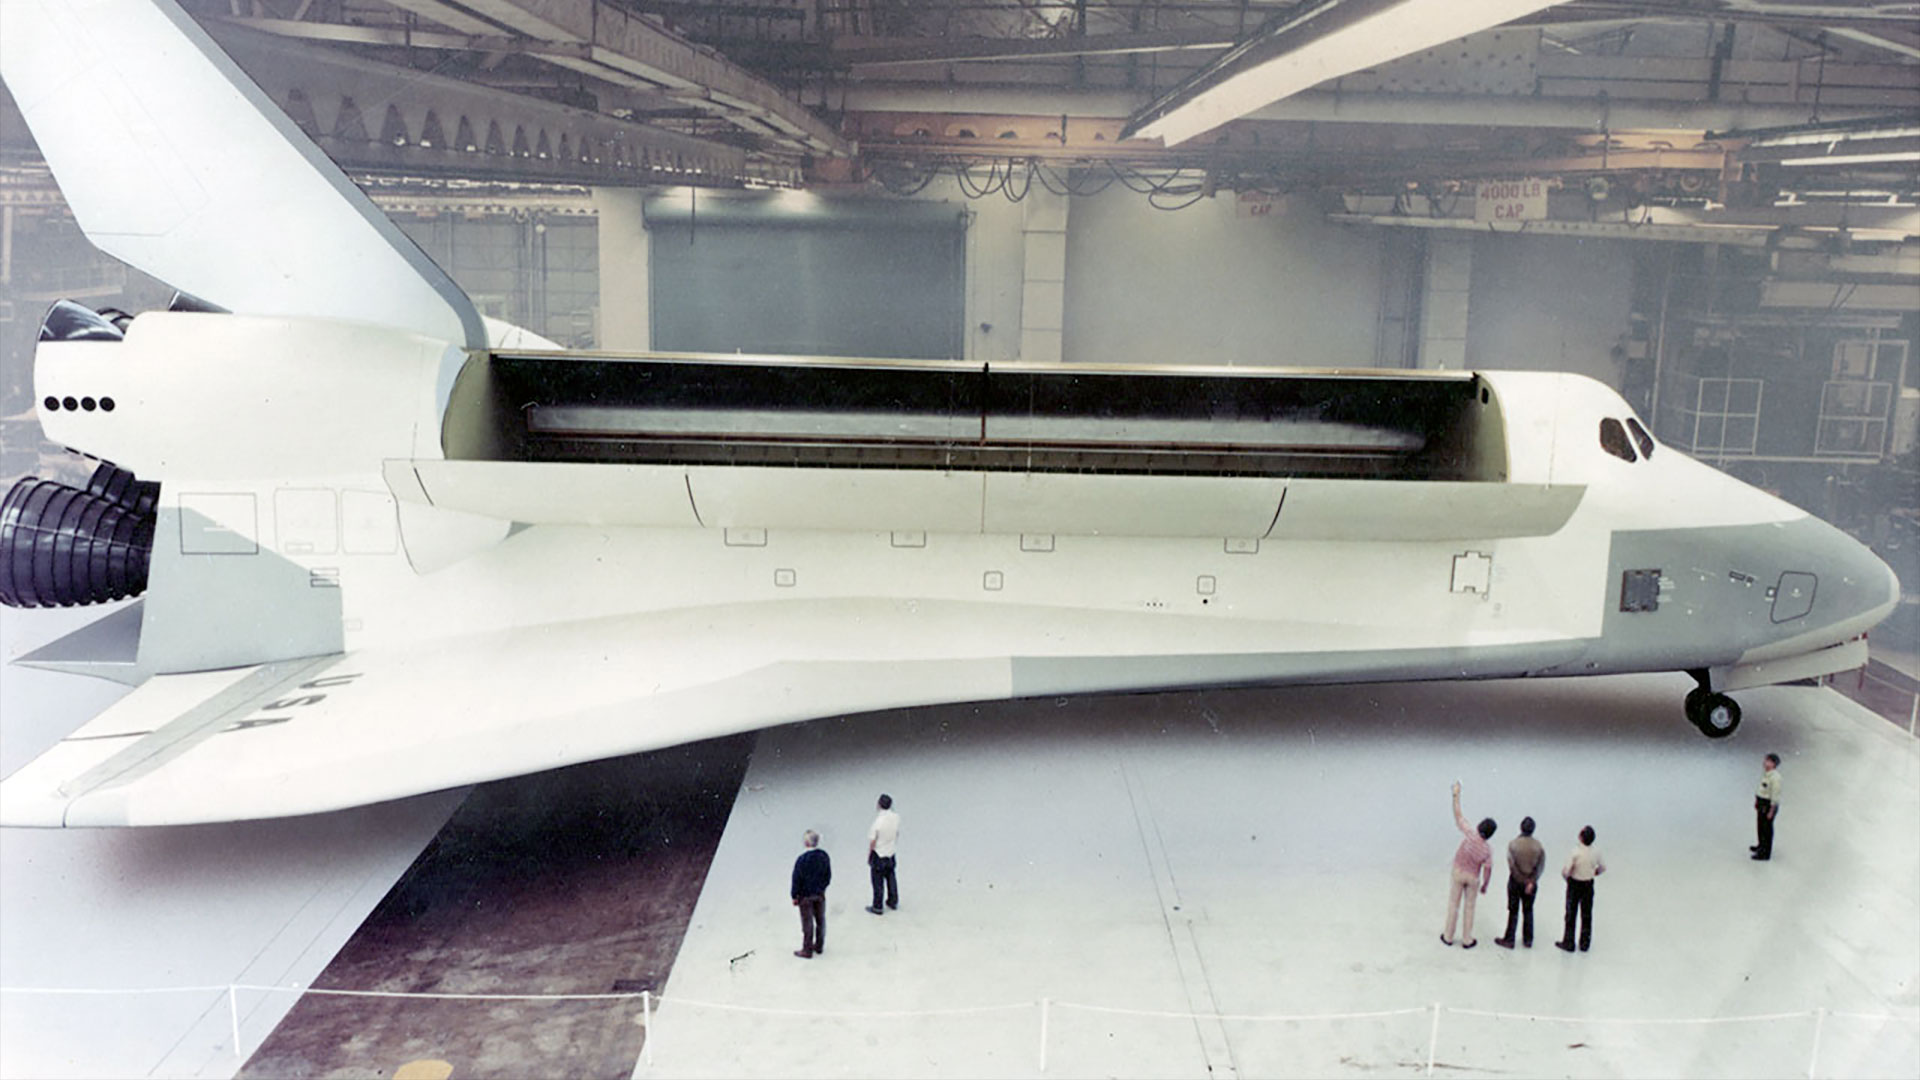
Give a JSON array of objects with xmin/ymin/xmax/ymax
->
[
  {"xmin": 797, "ymin": 895, "xmax": 825, "ymax": 954},
  {"xmin": 1502, "ymin": 876, "xmax": 1535, "ymax": 946},
  {"xmin": 1559, "ymin": 879, "xmax": 1594, "ymax": 951},
  {"xmin": 869, "ymin": 853, "xmax": 898, "ymax": 910},
  {"xmin": 1754, "ymin": 797, "xmax": 1775, "ymax": 858}
]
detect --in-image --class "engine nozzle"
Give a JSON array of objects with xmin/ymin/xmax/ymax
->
[{"xmin": 0, "ymin": 469, "xmax": 157, "ymax": 608}]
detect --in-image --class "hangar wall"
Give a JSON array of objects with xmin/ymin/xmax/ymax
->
[
  {"xmin": 1466, "ymin": 234, "xmax": 1636, "ymax": 382},
  {"xmin": 582, "ymin": 186, "xmax": 1638, "ymax": 380},
  {"xmin": 958, "ymin": 185, "xmax": 1029, "ymax": 367},
  {"xmin": 1058, "ymin": 189, "xmax": 1389, "ymax": 369}
]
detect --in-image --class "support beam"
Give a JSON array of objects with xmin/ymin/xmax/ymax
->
[
  {"xmin": 453, "ymin": 0, "xmax": 847, "ymax": 155},
  {"xmin": 380, "ymin": 0, "xmax": 506, "ymax": 35},
  {"xmin": 593, "ymin": 187, "xmax": 652, "ymax": 351},
  {"xmin": 842, "ymin": 84, "xmax": 1896, "ymax": 135},
  {"xmin": 1020, "ymin": 190, "xmax": 1069, "ymax": 365},
  {"xmin": 1328, "ymin": 211, "xmax": 1920, "ymax": 247},
  {"xmin": 1125, "ymin": 0, "xmax": 1563, "ymax": 146},
  {"xmin": 837, "ymin": 28, "xmax": 1238, "ymax": 69},
  {"xmin": 218, "ymin": 3, "xmax": 846, "ymax": 157},
  {"xmin": 1417, "ymin": 234, "xmax": 1472, "ymax": 370},
  {"xmin": 1826, "ymin": 26, "xmax": 1920, "ymax": 62},
  {"xmin": 207, "ymin": 22, "xmax": 750, "ymax": 186}
]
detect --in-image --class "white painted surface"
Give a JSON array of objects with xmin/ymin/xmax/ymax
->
[
  {"xmin": 647, "ymin": 675, "xmax": 1920, "ymax": 1078},
  {"xmin": 0, "ymin": 608, "xmax": 463, "ymax": 1079},
  {"xmin": 4, "ymin": 623, "xmax": 1914, "ymax": 1077}
]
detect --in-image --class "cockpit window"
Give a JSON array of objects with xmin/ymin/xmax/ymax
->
[
  {"xmin": 1599, "ymin": 418, "xmax": 1638, "ymax": 462},
  {"xmin": 1625, "ymin": 417, "xmax": 1655, "ymax": 458}
]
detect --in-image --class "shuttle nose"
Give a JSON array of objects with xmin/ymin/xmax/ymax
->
[{"xmin": 1808, "ymin": 518, "xmax": 1901, "ymax": 639}]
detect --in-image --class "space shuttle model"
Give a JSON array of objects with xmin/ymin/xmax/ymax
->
[{"xmin": 0, "ymin": 0, "xmax": 1900, "ymax": 826}]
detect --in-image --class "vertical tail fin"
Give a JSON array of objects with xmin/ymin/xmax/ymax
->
[{"xmin": 0, "ymin": 0, "xmax": 485, "ymax": 348}]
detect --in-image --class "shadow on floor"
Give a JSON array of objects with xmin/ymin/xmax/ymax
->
[{"xmin": 237, "ymin": 733, "xmax": 754, "ymax": 1080}]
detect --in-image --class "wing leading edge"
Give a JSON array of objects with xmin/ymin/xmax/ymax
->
[
  {"xmin": 0, "ymin": 594, "xmax": 1554, "ymax": 827},
  {"xmin": 0, "ymin": 601, "xmax": 1023, "ymax": 827}
]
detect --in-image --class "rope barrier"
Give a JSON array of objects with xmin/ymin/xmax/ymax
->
[
  {"xmin": 1, "ymin": 984, "xmax": 234, "ymax": 995},
  {"xmin": 11, "ymin": 984, "xmax": 1907, "ymax": 1027},
  {"xmin": 628, "ymin": 997, "xmax": 1033, "ymax": 1019},
  {"xmin": 1442, "ymin": 1005, "xmax": 1816, "ymax": 1025},
  {"xmin": 1054, "ymin": 1001, "xmax": 1431, "ymax": 1023},
  {"xmin": 6, "ymin": 983, "xmax": 1914, "ymax": 1076},
  {"xmin": 237, "ymin": 985, "xmax": 655, "ymax": 1002}
]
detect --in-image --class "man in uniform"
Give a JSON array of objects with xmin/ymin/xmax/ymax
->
[{"xmin": 1752, "ymin": 753, "xmax": 1782, "ymax": 861}]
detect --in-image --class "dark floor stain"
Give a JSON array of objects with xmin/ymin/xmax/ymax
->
[{"xmin": 237, "ymin": 733, "xmax": 754, "ymax": 1080}]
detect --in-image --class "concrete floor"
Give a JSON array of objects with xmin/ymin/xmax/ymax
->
[
  {"xmin": 5, "ymin": 611, "xmax": 1918, "ymax": 1077},
  {"xmin": 0, "ymin": 605, "xmax": 467, "ymax": 1080},
  {"xmin": 646, "ymin": 673, "xmax": 1920, "ymax": 1079}
]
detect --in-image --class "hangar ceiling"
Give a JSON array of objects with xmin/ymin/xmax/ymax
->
[{"xmin": 2, "ymin": 1, "xmax": 1917, "ymax": 233}]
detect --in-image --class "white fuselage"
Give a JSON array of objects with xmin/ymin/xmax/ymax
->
[
  {"xmin": 30, "ymin": 312, "xmax": 1892, "ymax": 692},
  {"xmin": 10, "ymin": 311, "xmax": 1899, "ymax": 826}
]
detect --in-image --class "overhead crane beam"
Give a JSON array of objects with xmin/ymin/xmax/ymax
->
[
  {"xmin": 222, "ymin": 1, "xmax": 846, "ymax": 159},
  {"xmin": 206, "ymin": 21, "xmax": 755, "ymax": 187},
  {"xmin": 426, "ymin": 0, "xmax": 847, "ymax": 156}
]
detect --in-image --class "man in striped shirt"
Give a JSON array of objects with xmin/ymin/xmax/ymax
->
[{"xmin": 1441, "ymin": 781, "xmax": 1497, "ymax": 949}]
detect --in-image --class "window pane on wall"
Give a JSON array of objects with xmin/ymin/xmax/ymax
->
[{"xmin": 646, "ymin": 197, "xmax": 965, "ymax": 359}]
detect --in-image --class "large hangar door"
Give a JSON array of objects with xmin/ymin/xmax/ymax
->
[{"xmin": 645, "ymin": 196, "xmax": 966, "ymax": 359}]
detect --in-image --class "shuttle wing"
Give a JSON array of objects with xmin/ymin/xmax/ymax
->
[
  {"xmin": 0, "ymin": 0, "xmax": 485, "ymax": 349},
  {"xmin": 0, "ymin": 603, "xmax": 996, "ymax": 826},
  {"xmin": 0, "ymin": 593, "xmax": 1524, "ymax": 827}
]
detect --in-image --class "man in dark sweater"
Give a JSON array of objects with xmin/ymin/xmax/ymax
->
[{"xmin": 791, "ymin": 830, "xmax": 832, "ymax": 958}]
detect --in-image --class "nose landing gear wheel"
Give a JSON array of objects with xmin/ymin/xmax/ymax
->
[{"xmin": 1685, "ymin": 687, "xmax": 1742, "ymax": 738}]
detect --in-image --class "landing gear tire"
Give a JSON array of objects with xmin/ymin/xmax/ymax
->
[{"xmin": 1686, "ymin": 689, "xmax": 1742, "ymax": 738}]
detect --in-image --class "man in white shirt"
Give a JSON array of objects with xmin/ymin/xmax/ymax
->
[
  {"xmin": 866, "ymin": 793, "xmax": 901, "ymax": 915},
  {"xmin": 1752, "ymin": 753, "xmax": 1782, "ymax": 861},
  {"xmin": 1554, "ymin": 825, "xmax": 1606, "ymax": 953}
]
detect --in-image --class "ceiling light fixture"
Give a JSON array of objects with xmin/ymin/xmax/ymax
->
[
  {"xmin": 1758, "ymin": 126, "xmax": 1920, "ymax": 147},
  {"xmin": 1123, "ymin": 0, "xmax": 1563, "ymax": 147},
  {"xmin": 1777, "ymin": 151, "xmax": 1920, "ymax": 167}
]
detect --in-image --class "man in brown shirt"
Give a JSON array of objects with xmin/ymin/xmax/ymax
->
[{"xmin": 1494, "ymin": 816, "xmax": 1546, "ymax": 949}]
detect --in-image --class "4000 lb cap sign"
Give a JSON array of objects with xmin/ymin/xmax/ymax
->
[{"xmin": 1476, "ymin": 178, "xmax": 1548, "ymax": 222}]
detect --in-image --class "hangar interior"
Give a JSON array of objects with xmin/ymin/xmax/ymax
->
[
  {"xmin": 4, "ymin": 0, "xmax": 1917, "ymax": 639},
  {"xmin": 11, "ymin": 4, "xmax": 1920, "ymax": 580},
  {"xmin": 1, "ymin": 2, "xmax": 1918, "ymax": 1078}
]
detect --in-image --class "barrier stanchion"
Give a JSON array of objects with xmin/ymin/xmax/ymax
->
[
  {"xmin": 642, "ymin": 990, "xmax": 654, "ymax": 1069},
  {"xmin": 1039, "ymin": 997, "xmax": 1050, "ymax": 1073},
  {"xmin": 228, "ymin": 985, "xmax": 241, "ymax": 1061},
  {"xmin": 1806, "ymin": 1006, "xmax": 1825, "ymax": 1080},
  {"xmin": 1425, "ymin": 1002, "xmax": 1442, "ymax": 1077}
]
